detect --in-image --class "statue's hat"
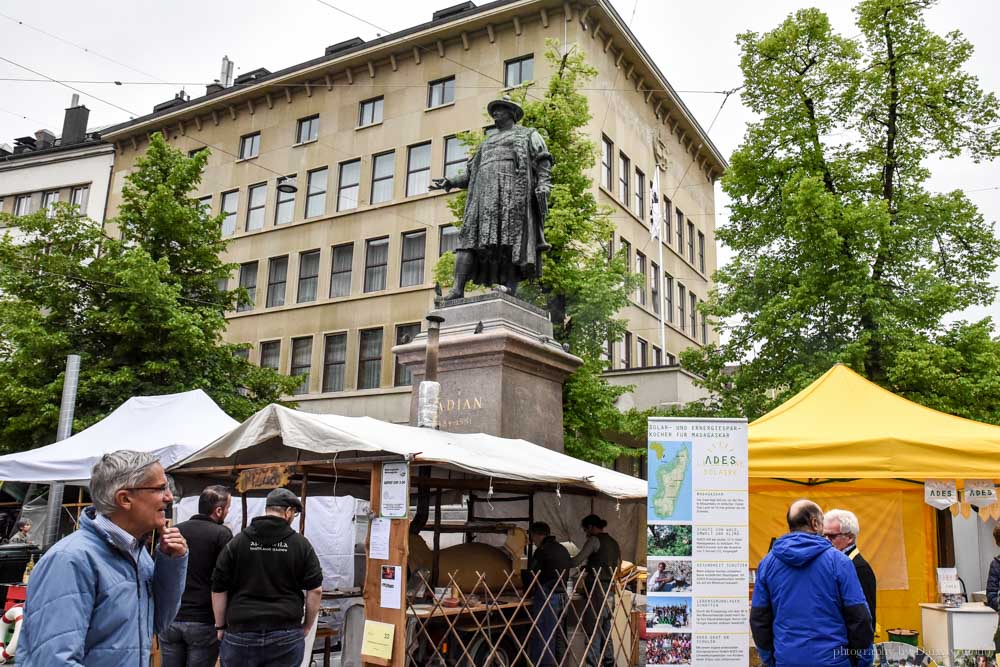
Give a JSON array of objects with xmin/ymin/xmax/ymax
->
[{"xmin": 487, "ymin": 95, "xmax": 524, "ymax": 122}]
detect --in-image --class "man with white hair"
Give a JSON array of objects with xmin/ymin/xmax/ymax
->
[
  {"xmin": 19, "ymin": 450, "xmax": 189, "ymax": 666},
  {"xmin": 825, "ymin": 508, "xmax": 877, "ymax": 631}
]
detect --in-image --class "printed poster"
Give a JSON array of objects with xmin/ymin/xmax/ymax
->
[
  {"xmin": 646, "ymin": 417, "xmax": 749, "ymax": 667},
  {"xmin": 380, "ymin": 462, "xmax": 409, "ymax": 518}
]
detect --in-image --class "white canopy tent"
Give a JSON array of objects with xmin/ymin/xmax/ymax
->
[
  {"xmin": 0, "ymin": 390, "xmax": 238, "ymax": 484},
  {"xmin": 172, "ymin": 404, "xmax": 646, "ymax": 500}
]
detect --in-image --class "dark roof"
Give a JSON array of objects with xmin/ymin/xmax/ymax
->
[{"xmin": 0, "ymin": 136, "xmax": 108, "ymax": 165}]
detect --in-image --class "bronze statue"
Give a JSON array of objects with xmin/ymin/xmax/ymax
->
[{"xmin": 430, "ymin": 96, "xmax": 553, "ymax": 299}]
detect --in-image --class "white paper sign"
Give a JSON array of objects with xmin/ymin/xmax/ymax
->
[
  {"xmin": 380, "ymin": 565, "xmax": 402, "ymax": 610},
  {"xmin": 380, "ymin": 462, "xmax": 409, "ymax": 518},
  {"xmin": 369, "ymin": 518, "xmax": 391, "ymax": 560},
  {"xmin": 925, "ymin": 480, "xmax": 958, "ymax": 509},
  {"xmin": 964, "ymin": 480, "xmax": 997, "ymax": 508},
  {"xmin": 936, "ymin": 567, "xmax": 962, "ymax": 594}
]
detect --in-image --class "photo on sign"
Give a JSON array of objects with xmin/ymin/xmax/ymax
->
[
  {"xmin": 647, "ymin": 441, "xmax": 693, "ymax": 522},
  {"xmin": 381, "ymin": 565, "xmax": 396, "ymax": 581},
  {"xmin": 873, "ymin": 641, "xmax": 939, "ymax": 666},
  {"xmin": 646, "ymin": 596, "xmax": 692, "ymax": 632},
  {"xmin": 645, "ymin": 632, "xmax": 691, "ymax": 666},
  {"xmin": 648, "ymin": 559, "xmax": 692, "ymax": 593},
  {"xmin": 647, "ymin": 523, "xmax": 692, "ymax": 557}
]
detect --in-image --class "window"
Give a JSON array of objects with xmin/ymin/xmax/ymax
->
[
  {"xmin": 198, "ymin": 195, "xmax": 213, "ymax": 214},
  {"xmin": 439, "ymin": 225, "xmax": 460, "ymax": 255},
  {"xmin": 635, "ymin": 168, "xmax": 645, "ymax": 218},
  {"xmin": 358, "ymin": 328, "xmax": 383, "ymax": 390},
  {"xmin": 188, "ymin": 147, "xmax": 207, "ymax": 158},
  {"xmin": 260, "ymin": 341, "xmax": 280, "ymax": 371},
  {"xmin": 406, "ymin": 143, "xmax": 432, "ymax": 196},
  {"xmin": 239, "ymin": 132, "xmax": 260, "ymax": 160},
  {"xmin": 290, "ymin": 337, "xmax": 313, "ymax": 395},
  {"xmin": 371, "ymin": 151, "xmax": 395, "ymax": 204},
  {"xmin": 603, "ymin": 235, "xmax": 613, "ymax": 262},
  {"xmin": 504, "ymin": 55, "xmax": 534, "ymax": 87},
  {"xmin": 330, "ymin": 243, "xmax": 353, "ymax": 297},
  {"xmin": 306, "ymin": 168, "xmax": 328, "ymax": 218},
  {"xmin": 665, "ymin": 274, "xmax": 674, "ymax": 323},
  {"xmin": 635, "ymin": 252, "xmax": 646, "ymax": 305},
  {"xmin": 297, "ymin": 250, "xmax": 320, "ymax": 303},
  {"xmin": 221, "ymin": 190, "xmax": 238, "ymax": 236},
  {"xmin": 601, "ymin": 136, "xmax": 613, "ymax": 190},
  {"xmin": 322, "ymin": 333, "xmax": 347, "ymax": 392},
  {"xmin": 676, "ymin": 208, "xmax": 684, "ymax": 249},
  {"xmin": 337, "ymin": 160, "xmax": 360, "ymax": 211},
  {"xmin": 618, "ymin": 153, "xmax": 630, "ymax": 205},
  {"xmin": 245, "ymin": 183, "xmax": 266, "ymax": 231},
  {"xmin": 687, "ymin": 221, "xmax": 695, "ymax": 262},
  {"xmin": 637, "ymin": 338, "xmax": 648, "ymax": 368},
  {"xmin": 620, "ymin": 238, "xmax": 631, "ymax": 273},
  {"xmin": 653, "ymin": 346, "xmax": 662, "ymax": 367},
  {"xmin": 364, "ymin": 237, "xmax": 389, "ymax": 292},
  {"xmin": 14, "ymin": 195, "xmax": 31, "ymax": 217},
  {"xmin": 296, "ymin": 115, "xmax": 320, "ymax": 144},
  {"xmin": 266, "ymin": 256, "xmax": 288, "ymax": 308},
  {"xmin": 400, "ymin": 230, "xmax": 426, "ymax": 287},
  {"xmin": 71, "ymin": 185, "xmax": 89, "ymax": 215},
  {"xmin": 394, "ymin": 323, "xmax": 422, "ymax": 386},
  {"xmin": 42, "ymin": 191, "xmax": 59, "ymax": 218},
  {"xmin": 622, "ymin": 332, "xmax": 632, "ymax": 369},
  {"xmin": 233, "ymin": 347, "xmax": 250, "ymax": 361},
  {"xmin": 690, "ymin": 293, "xmax": 698, "ymax": 334},
  {"xmin": 677, "ymin": 283, "xmax": 686, "ymax": 332},
  {"xmin": 698, "ymin": 232, "xmax": 706, "ymax": 273},
  {"xmin": 663, "ymin": 197, "xmax": 672, "ymax": 241},
  {"xmin": 275, "ymin": 175, "xmax": 296, "ymax": 225},
  {"xmin": 651, "ymin": 262, "xmax": 660, "ymax": 315},
  {"xmin": 701, "ymin": 312, "xmax": 708, "ymax": 344},
  {"xmin": 427, "ymin": 77, "xmax": 455, "ymax": 108},
  {"xmin": 237, "ymin": 261, "xmax": 258, "ymax": 312},
  {"xmin": 444, "ymin": 136, "xmax": 468, "ymax": 179},
  {"xmin": 604, "ymin": 340, "xmax": 614, "ymax": 368},
  {"xmin": 358, "ymin": 98, "xmax": 383, "ymax": 127}
]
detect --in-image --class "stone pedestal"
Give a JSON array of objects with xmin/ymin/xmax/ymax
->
[{"xmin": 393, "ymin": 292, "xmax": 582, "ymax": 452}]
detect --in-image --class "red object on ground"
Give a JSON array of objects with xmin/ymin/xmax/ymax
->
[{"xmin": 4, "ymin": 585, "xmax": 26, "ymax": 613}]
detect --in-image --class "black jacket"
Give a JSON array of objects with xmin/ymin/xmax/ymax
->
[
  {"xmin": 174, "ymin": 514, "xmax": 233, "ymax": 623},
  {"xmin": 987, "ymin": 555, "xmax": 1000, "ymax": 612},
  {"xmin": 529, "ymin": 536, "xmax": 572, "ymax": 588},
  {"xmin": 846, "ymin": 545, "xmax": 877, "ymax": 631},
  {"xmin": 212, "ymin": 515, "xmax": 323, "ymax": 631}
]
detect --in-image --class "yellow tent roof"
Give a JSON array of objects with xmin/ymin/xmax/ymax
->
[{"xmin": 748, "ymin": 364, "xmax": 1000, "ymax": 479}]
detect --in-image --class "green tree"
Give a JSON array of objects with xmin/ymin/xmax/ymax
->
[
  {"xmin": 435, "ymin": 41, "xmax": 640, "ymax": 462},
  {"xmin": 685, "ymin": 0, "xmax": 1000, "ymax": 421},
  {"xmin": 0, "ymin": 134, "xmax": 298, "ymax": 453}
]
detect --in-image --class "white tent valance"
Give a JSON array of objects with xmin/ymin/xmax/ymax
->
[
  {"xmin": 0, "ymin": 390, "xmax": 238, "ymax": 484},
  {"xmin": 172, "ymin": 404, "xmax": 646, "ymax": 500}
]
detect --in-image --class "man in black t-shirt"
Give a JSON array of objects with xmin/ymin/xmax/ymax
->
[
  {"xmin": 212, "ymin": 488, "xmax": 324, "ymax": 667},
  {"xmin": 160, "ymin": 485, "xmax": 233, "ymax": 667}
]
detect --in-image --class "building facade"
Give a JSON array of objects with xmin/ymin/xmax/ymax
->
[
  {"xmin": 100, "ymin": 0, "xmax": 725, "ymax": 423},
  {"xmin": 0, "ymin": 102, "xmax": 113, "ymax": 239}
]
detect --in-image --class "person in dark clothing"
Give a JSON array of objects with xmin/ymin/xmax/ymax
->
[
  {"xmin": 751, "ymin": 500, "xmax": 874, "ymax": 667},
  {"xmin": 527, "ymin": 522, "xmax": 572, "ymax": 666},
  {"xmin": 985, "ymin": 523, "xmax": 1000, "ymax": 651},
  {"xmin": 160, "ymin": 485, "xmax": 233, "ymax": 667},
  {"xmin": 212, "ymin": 488, "xmax": 323, "ymax": 667},
  {"xmin": 571, "ymin": 514, "xmax": 622, "ymax": 667},
  {"xmin": 824, "ymin": 509, "xmax": 877, "ymax": 632}
]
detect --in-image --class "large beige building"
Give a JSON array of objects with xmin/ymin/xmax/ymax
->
[{"xmin": 101, "ymin": 0, "xmax": 725, "ymax": 424}]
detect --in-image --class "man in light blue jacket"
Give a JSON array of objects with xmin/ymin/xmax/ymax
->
[{"xmin": 19, "ymin": 450, "xmax": 188, "ymax": 666}]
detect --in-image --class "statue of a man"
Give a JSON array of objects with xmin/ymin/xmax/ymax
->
[{"xmin": 430, "ymin": 96, "xmax": 553, "ymax": 299}]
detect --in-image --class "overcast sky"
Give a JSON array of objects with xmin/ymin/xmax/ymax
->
[{"xmin": 1, "ymin": 0, "xmax": 997, "ymax": 325}]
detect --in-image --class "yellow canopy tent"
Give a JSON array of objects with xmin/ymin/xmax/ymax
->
[{"xmin": 747, "ymin": 364, "xmax": 1000, "ymax": 639}]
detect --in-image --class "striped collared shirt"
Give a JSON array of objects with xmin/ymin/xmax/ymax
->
[{"xmin": 93, "ymin": 512, "xmax": 146, "ymax": 563}]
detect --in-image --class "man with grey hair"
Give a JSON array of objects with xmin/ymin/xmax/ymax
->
[
  {"xmin": 19, "ymin": 450, "xmax": 188, "ymax": 666},
  {"xmin": 825, "ymin": 508, "xmax": 877, "ymax": 631}
]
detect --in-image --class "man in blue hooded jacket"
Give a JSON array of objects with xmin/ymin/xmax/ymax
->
[{"xmin": 751, "ymin": 499, "xmax": 873, "ymax": 667}]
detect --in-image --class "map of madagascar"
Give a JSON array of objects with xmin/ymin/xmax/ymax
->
[{"xmin": 648, "ymin": 442, "xmax": 692, "ymax": 521}]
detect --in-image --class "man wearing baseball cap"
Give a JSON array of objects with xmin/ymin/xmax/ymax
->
[{"xmin": 211, "ymin": 488, "xmax": 324, "ymax": 666}]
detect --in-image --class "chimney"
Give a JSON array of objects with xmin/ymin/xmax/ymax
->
[
  {"xmin": 13, "ymin": 136, "xmax": 36, "ymax": 154},
  {"xmin": 34, "ymin": 130, "xmax": 56, "ymax": 150},
  {"xmin": 206, "ymin": 80, "xmax": 224, "ymax": 96},
  {"xmin": 61, "ymin": 99, "xmax": 90, "ymax": 146},
  {"xmin": 325, "ymin": 37, "xmax": 365, "ymax": 57},
  {"xmin": 0, "ymin": 144, "xmax": 11, "ymax": 158},
  {"xmin": 153, "ymin": 90, "xmax": 190, "ymax": 114},
  {"xmin": 220, "ymin": 56, "xmax": 234, "ymax": 87}
]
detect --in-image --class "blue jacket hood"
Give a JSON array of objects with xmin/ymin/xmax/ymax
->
[{"xmin": 771, "ymin": 531, "xmax": 832, "ymax": 567}]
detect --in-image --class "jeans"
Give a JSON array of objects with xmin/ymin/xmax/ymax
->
[
  {"xmin": 160, "ymin": 621, "xmax": 220, "ymax": 667},
  {"xmin": 582, "ymin": 580, "xmax": 615, "ymax": 667},
  {"xmin": 220, "ymin": 628, "xmax": 305, "ymax": 667},
  {"xmin": 530, "ymin": 586, "xmax": 566, "ymax": 666}
]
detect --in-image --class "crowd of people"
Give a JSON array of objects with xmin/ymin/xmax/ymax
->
[
  {"xmin": 645, "ymin": 634, "xmax": 692, "ymax": 665},
  {"xmin": 646, "ymin": 603, "xmax": 690, "ymax": 629}
]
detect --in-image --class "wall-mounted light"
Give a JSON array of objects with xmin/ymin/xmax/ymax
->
[{"xmin": 277, "ymin": 176, "xmax": 298, "ymax": 193}]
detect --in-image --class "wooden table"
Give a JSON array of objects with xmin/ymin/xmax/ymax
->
[
  {"xmin": 408, "ymin": 597, "xmax": 524, "ymax": 619},
  {"xmin": 314, "ymin": 625, "xmax": 340, "ymax": 667}
]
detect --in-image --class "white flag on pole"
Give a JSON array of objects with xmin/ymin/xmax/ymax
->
[{"xmin": 650, "ymin": 169, "xmax": 662, "ymax": 240}]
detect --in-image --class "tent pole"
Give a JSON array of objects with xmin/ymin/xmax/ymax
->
[{"xmin": 43, "ymin": 354, "xmax": 80, "ymax": 548}]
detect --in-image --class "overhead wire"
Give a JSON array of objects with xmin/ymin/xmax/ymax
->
[{"xmin": 0, "ymin": 55, "xmax": 138, "ymax": 117}]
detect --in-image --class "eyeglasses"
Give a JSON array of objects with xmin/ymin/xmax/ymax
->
[
  {"xmin": 125, "ymin": 484, "xmax": 171, "ymax": 495},
  {"xmin": 823, "ymin": 532, "xmax": 849, "ymax": 539}
]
